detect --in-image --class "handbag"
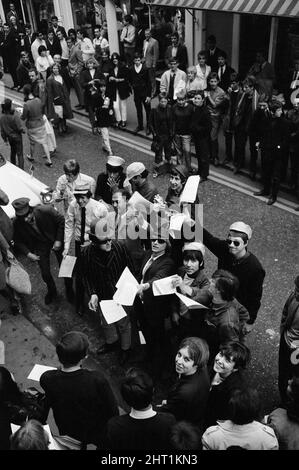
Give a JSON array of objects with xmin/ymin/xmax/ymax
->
[{"xmin": 5, "ymin": 258, "xmax": 31, "ymax": 295}]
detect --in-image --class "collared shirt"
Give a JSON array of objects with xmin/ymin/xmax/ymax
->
[
  {"xmin": 129, "ymin": 406, "xmax": 157, "ymax": 419},
  {"xmin": 64, "ymin": 198, "xmax": 108, "ymax": 250},
  {"xmin": 134, "ymin": 64, "xmax": 142, "ymax": 74},
  {"xmin": 60, "ymin": 38, "xmax": 69, "ymax": 60},
  {"xmin": 53, "ymin": 172, "xmax": 96, "ymax": 212},
  {"xmin": 141, "ymin": 252, "xmax": 164, "ymax": 281},
  {"xmin": 143, "ymin": 39, "xmax": 149, "ymax": 56}
]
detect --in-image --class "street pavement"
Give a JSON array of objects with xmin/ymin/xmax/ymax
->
[{"xmin": 0, "ymin": 77, "xmax": 299, "ymax": 426}]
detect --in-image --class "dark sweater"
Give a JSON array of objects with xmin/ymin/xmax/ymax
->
[
  {"xmin": 203, "ymin": 228, "xmax": 265, "ymax": 324},
  {"xmin": 106, "ymin": 412, "xmax": 176, "ymax": 450},
  {"xmin": 173, "ymin": 103, "xmax": 193, "ymax": 135},
  {"xmin": 132, "ymin": 179, "xmax": 158, "ymax": 203},
  {"xmin": 189, "ymin": 105, "xmax": 211, "ymax": 139},
  {"xmin": 40, "ymin": 368, "xmax": 118, "ymax": 445},
  {"xmin": 0, "ymin": 112, "xmax": 23, "ymax": 141},
  {"xmin": 95, "ymin": 172, "xmax": 126, "ymax": 205}
]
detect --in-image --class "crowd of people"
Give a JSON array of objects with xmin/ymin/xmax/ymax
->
[
  {"xmin": 0, "ymin": 7, "xmax": 298, "ymax": 209},
  {"xmin": 0, "ymin": 4, "xmax": 298, "ymax": 453}
]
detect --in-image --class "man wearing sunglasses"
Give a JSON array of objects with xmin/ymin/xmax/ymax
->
[
  {"xmin": 80, "ymin": 219, "xmax": 135, "ymax": 364},
  {"xmin": 203, "ymin": 221, "xmax": 265, "ymax": 334}
]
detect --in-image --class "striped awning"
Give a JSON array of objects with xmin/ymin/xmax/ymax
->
[{"xmin": 148, "ymin": 0, "xmax": 299, "ymax": 18}]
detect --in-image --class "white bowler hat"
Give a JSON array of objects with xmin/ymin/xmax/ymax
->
[
  {"xmin": 124, "ymin": 162, "xmax": 146, "ymax": 185},
  {"xmin": 229, "ymin": 221, "xmax": 252, "ymax": 240},
  {"xmin": 183, "ymin": 241, "xmax": 205, "ymax": 256},
  {"xmin": 107, "ymin": 155, "xmax": 125, "ymax": 167}
]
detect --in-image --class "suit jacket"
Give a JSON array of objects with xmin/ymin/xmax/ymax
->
[
  {"xmin": 143, "ymin": 37, "xmax": 159, "ymax": 69},
  {"xmin": 46, "ymin": 38, "xmax": 62, "ymax": 57},
  {"xmin": 160, "ymin": 68, "xmax": 186, "ymax": 100},
  {"xmin": 206, "ymin": 47, "xmax": 226, "ymax": 72},
  {"xmin": 52, "ymin": 25, "xmax": 67, "ymax": 38},
  {"xmin": 46, "ymin": 75, "xmax": 73, "ymax": 120},
  {"xmin": 129, "ymin": 64, "xmax": 151, "ymax": 98},
  {"xmin": 68, "ymin": 44, "xmax": 84, "ymax": 76},
  {"xmin": 108, "ymin": 65, "xmax": 131, "ymax": 101},
  {"xmin": 139, "ymin": 251, "xmax": 176, "ymax": 325},
  {"xmin": 13, "ymin": 205, "xmax": 65, "ymax": 255},
  {"xmin": 80, "ymin": 68, "xmax": 105, "ymax": 102},
  {"xmin": 16, "ymin": 62, "xmax": 31, "ymax": 88},
  {"xmin": 217, "ymin": 64, "xmax": 235, "ymax": 91},
  {"xmin": 165, "ymin": 44, "xmax": 188, "ymax": 71}
]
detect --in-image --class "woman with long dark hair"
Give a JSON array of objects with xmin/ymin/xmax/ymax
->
[
  {"xmin": 108, "ymin": 52, "xmax": 131, "ymax": 128},
  {"xmin": 46, "ymin": 63, "xmax": 73, "ymax": 135}
]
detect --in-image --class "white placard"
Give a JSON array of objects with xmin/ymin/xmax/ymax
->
[
  {"xmin": 116, "ymin": 267, "xmax": 139, "ymax": 289},
  {"xmin": 113, "ymin": 282, "xmax": 138, "ymax": 306},
  {"xmin": 27, "ymin": 364, "xmax": 57, "ymax": 381},
  {"xmin": 175, "ymin": 292, "xmax": 208, "ymax": 309},
  {"xmin": 179, "ymin": 175, "xmax": 200, "ymax": 203},
  {"xmin": 100, "ymin": 300, "xmax": 127, "ymax": 324},
  {"xmin": 152, "ymin": 276, "xmax": 177, "ymax": 296},
  {"xmin": 128, "ymin": 191, "xmax": 153, "ymax": 210},
  {"xmin": 169, "ymin": 213, "xmax": 185, "ymax": 231},
  {"xmin": 58, "ymin": 255, "xmax": 77, "ymax": 278}
]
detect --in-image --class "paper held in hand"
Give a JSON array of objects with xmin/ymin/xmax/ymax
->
[
  {"xmin": 176, "ymin": 292, "xmax": 208, "ymax": 309},
  {"xmin": 152, "ymin": 276, "xmax": 177, "ymax": 296},
  {"xmin": 58, "ymin": 255, "xmax": 77, "ymax": 278},
  {"xmin": 114, "ymin": 267, "xmax": 139, "ymax": 306},
  {"xmin": 179, "ymin": 175, "xmax": 200, "ymax": 203},
  {"xmin": 100, "ymin": 300, "xmax": 127, "ymax": 324},
  {"xmin": 128, "ymin": 191, "xmax": 153, "ymax": 210},
  {"xmin": 28, "ymin": 364, "xmax": 57, "ymax": 381}
]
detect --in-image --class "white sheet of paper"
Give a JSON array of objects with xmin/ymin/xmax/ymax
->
[
  {"xmin": 139, "ymin": 330, "xmax": 146, "ymax": 345},
  {"xmin": 113, "ymin": 282, "xmax": 138, "ymax": 306},
  {"xmin": 100, "ymin": 300, "xmax": 127, "ymax": 324},
  {"xmin": 128, "ymin": 191, "xmax": 153, "ymax": 210},
  {"xmin": 116, "ymin": 267, "xmax": 139, "ymax": 289},
  {"xmin": 179, "ymin": 175, "xmax": 200, "ymax": 203},
  {"xmin": 176, "ymin": 292, "xmax": 208, "ymax": 309},
  {"xmin": 11, "ymin": 424, "xmax": 62, "ymax": 450},
  {"xmin": 27, "ymin": 364, "xmax": 57, "ymax": 381},
  {"xmin": 169, "ymin": 213, "xmax": 185, "ymax": 231},
  {"xmin": 58, "ymin": 255, "xmax": 77, "ymax": 278},
  {"xmin": 153, "ymin": 276, "xmax": 177, "ymax": 296}
]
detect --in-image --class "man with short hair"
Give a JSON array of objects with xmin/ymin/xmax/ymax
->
[
  {"xmin": 56, "ymin": 30, "xmax": 69, "ymax": 67},
  {"xmin": 28, "ymin": 68, "xmax": 43, "ymax": 98},
  {"xmin": 40, "ymin": 331, "xmax": 118, "ymax": 447},
  {"xmin": 143, "ymin": 28, "xmax": 159, "ymax": 97},
  {"xmin": 129, "ymin": 53, "xmax": 152, "ymax": 134},
  {"xmin": 160, "ymin": 57, "xmax": 186, "ymax": 105},
  {"xmin": 46, "ymin": 29, "xmax": 61, "ymax": 57},
  {"xmin": 172, "ymin": 90, "xmax": 194, "ymax": 173},
  {"xmin": 164, "ymin": 31, "xmax": 188, "ymax": 72},
  {"xmin": 217, "ymin": 51, "xmax": 235, "ymax": 92},
  {"xmin": 67, "ymin": 36, "xmax": 84, "ymax": 109},
  {"xmin": 120, "ymin": 14, "xmax": 136, "ymax": 66},
  {"xmin": 2, "ymin": 23, "xmax": 19, "ymax": 88},
  {"xmin": 31, "ymin": 31, "xmax": 46, "ymax": 64},
  {"xmin": 12, "ymin": 198, "xmax": 74, "ymax": 305},
  {"xmin": 278, "ymin": 276, "xmax": 299, "ymax": 405},
  {"xmin": 93, "ymin": 26, "xmax": 109, "ymax": 62},
  {"xmin": 205, "ymin": 35, "xmax": 226, "ymax": 72},
  {"xmin": 106, "ymin": 367, "xmax": 175, "ymax": 449},
  {"xmin": 248, "ymin": 50, "xmax": 275, "ymax": 100},
  {"xmin": 16, "ymin": 51, "xmax": 32, "ymax": 90},
  {"xmin": 202, "ymin": 221, "xmax": 265, "ymax": 333},
  {"xmin": 50, "ymin": 15, "xmax": 66, "ymax": 38}
]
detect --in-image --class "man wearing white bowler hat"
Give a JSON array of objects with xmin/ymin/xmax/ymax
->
[
  {"xmin": 95, "ymin": 155, "xmax": 126, "ymax": 206},
  {"xmin": 203, "ymin": 221, "xmax": 265, "ymax": 334}
]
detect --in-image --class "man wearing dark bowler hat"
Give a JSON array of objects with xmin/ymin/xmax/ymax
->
[{"xmin": 11, "ymin": 198, "xmax": 74, "ymax": 305}]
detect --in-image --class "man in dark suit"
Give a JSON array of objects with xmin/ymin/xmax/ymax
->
[
  {"xmin": 50, "ymin": 15, "xmax": 66, "ymax": 38},
  {"xmin": 217, "ymin": 51, "xmax": 235, "ymax": 92},
  {"xmin": 22, "ymin": 23, "xmax": 34, "ymax": 62},
  {"xmin": 2, "ymin": 23, "xmax": 19, "ymax": 88},
  {"xmin": 16, "ymin": 51, "xmax": 32, "ymax": 90},
  {"xmin": 136, "ymin": 236, "xmax": 176, "ymax": 377},
  {"xmin": 205, "ymin": 35, "xmax": 226, "ymax": 72},
  {"xmin": 129, "ymin": 52, "xmax": 152, "ymax": 134},
  {"xmin": 46, "ymin": 29, "xmax": 62, "ymax": 57},
  {"xmin": 164, "ymin": 32, "xmax": 188, "ymax": 72},
  {"xmin": 12, "ymin": 198, "xmax": 74, "ymax": 305},
  {"xmin": 143, "ymin": 28, "xmax": 159, "ymax": 97}
]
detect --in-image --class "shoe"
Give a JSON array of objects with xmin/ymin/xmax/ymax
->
[
  {"xmin": 26, "ymin": 154, "xmax": 34, "ymax": 162},
  {"xmin": 146, "ymin": 127, "xmax": 151, "ymax": 136},
  {"xmin": 222, "ymin": 158, "xmax": 232, "ymax": 165},
  {"xmin": 50, "ymin": 149, "xmax": 57, "ymax": 157},
  {"xmin": 134, "ymin": 126, "xmax": 144, "ymax": 134},
  {"xmin": 152, "ymin": 170, "xmax": 158, "ymax": 178},
  {"xmin": 267, "ymin": 196, "xmax": 277, "ymax": 205},
  {"xmin": 75, "ymin": 104, "xmax": 84, "ymax": 109},
  {"xmin": 120, "ymin": 121, "xmax": 127, "ymax": 128},
  {"xmin": 45, "ymin": 291, "xmax": 57, "ymax": 305},
  {"xmin": 96, "ymin": 341, "xmax": 119, "ymax": 355},
  {"xmin": 45, "ymin": 161, "xmax": 53, "ymax": 167},
  {"xmin": 11, "ymin": 301, "xmax": 23, "ymax": 315},
  {"xmin": 233, "ymin": 167, "xmax": 240, "ymax": 175},
  {"xmin": 199, "ymin": 177, "xmax": 208, "ymax": 184},
  {"xmin": 119, "ymin": 349, "xmax": 131, "ymax": 365},
  {"xmin": 92, "ymin": 126, "xmax": 97, "ymax": 135},
  {"xmin": 249, "ymin": 172, "xmax": 256, "ymax": 181},
  {"xmin": 253, "ymin": 189, "xmax": 269, "ymax": 196}
]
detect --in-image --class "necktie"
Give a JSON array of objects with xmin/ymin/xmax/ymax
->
[
  {"xmin": 168, "ymin": 73, "xmax": 176, "ymax": 100},
  {"xmin": 142, "ymin": 256, "xmax": 154, "ymax": 281},
  {"xmin": 80, "ymin": 207, "xmax": 86, "ymax": 245}
]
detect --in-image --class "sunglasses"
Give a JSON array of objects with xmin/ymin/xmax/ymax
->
[
  {"xmin": 151, "ymin": 239, "xmax": 166, "ymax": 244},
  {"xmin": 226, "ymin": 238, "xmax": 241, "ymax": 247},
  {"xmin": 97, "ymin": 238, "xmax": 112, "ymax": 245}
]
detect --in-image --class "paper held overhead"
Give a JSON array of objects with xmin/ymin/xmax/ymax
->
[
  {"xmin": 179, "ymin": 175, "xmax": 200, "ymax": 203},
  {"xmin": 99, "ymin": 300, "xmax": 127, "ymax": 324},
  {"xmin": 176, "ymin": 292, "xmax": 208, "ymax": 309},
  {"xmin": 152, "ymin": 276, "xmax": 177, "ymax": 296},
  {"xmin": 58, "ymin": 255, "xmax": 77, "ymax": 278}
]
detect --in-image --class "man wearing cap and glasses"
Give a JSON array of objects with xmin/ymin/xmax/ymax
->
[
  {"xmin": 11, "ymin": 197, "xmax": 74, "ymax": 305},
  {"xmin": 80, "ymin": 219, "xmax": 135, "ymax": 364},
  {"xmin": 63, "ymin": 184, "xmax": 108, "ymax": 316},
  {"xmin": 203, "ymin": 221, "xmax": 265, "ymax": 334},
  {"xmin": 124, "ymin": 162, "xmax": 158, "ymax": 203},
  {"xmin": 95, "ymin": 155, "xmax": 126, "ymax": 205}
]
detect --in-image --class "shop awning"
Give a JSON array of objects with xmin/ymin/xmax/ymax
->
[{"xmin": 148, "ymin": 0, "xmax": 299, "ymax": 18}]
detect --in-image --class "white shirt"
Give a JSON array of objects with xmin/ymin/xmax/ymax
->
[
  {"xmin": 60, "ymin": 38, "xmax": 69, "ymax": 60},
  {"xmin": 134, "ymin": 64, "xmax": 142, "ymax": 74},
  {"xmin": 130, "ymin": 406, "xmax": 157, "ymax": 419},
  {"xmin": 79, "ymin": 38, "xmax": 95, "ymax": 63},
  {"xmin": 218, "ymin": 64, "xmax": 226, "ymax": 80},
  {"xmin": 31, "ymin": 38, "xmax": 47, "ymax": 63},
  {"xmin": 93, "ymin": 36, "xmax": 109, "ymax": 50},
  {"xmin": 53, "ymin": 172, "xmax": 96, "ymax": 212},
  {"xmin": 36, "ymin": 54, "xmax": 54, "ymax": 73},
  {"xmin": 64, "ymin": 198, "xmax": 108, "ymax": 250}
]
